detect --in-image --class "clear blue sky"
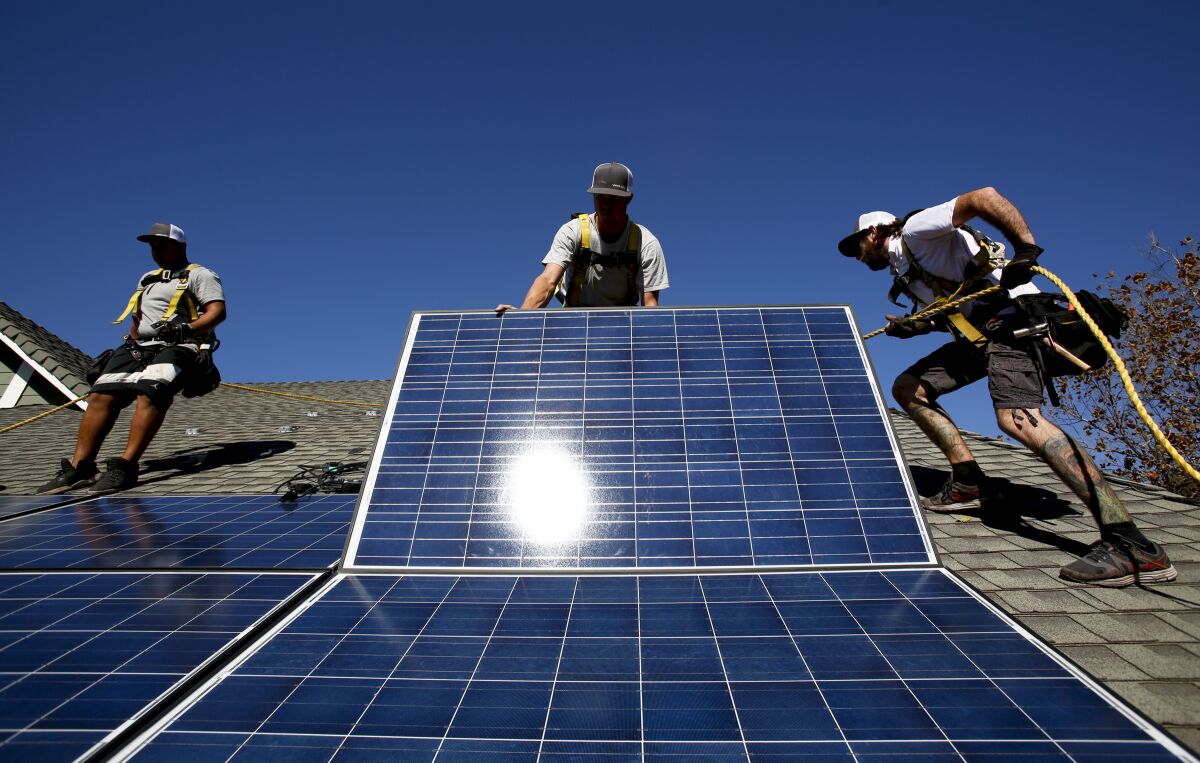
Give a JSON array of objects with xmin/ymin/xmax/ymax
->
[{"xmin": 2, "ymin": 1, "xmax": 1197, "ymax": 437}]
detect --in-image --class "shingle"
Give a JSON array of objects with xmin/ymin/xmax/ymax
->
[
  {"xmin": 1106, "ymin": 681, "xmax": 1200, "ymax": 727},
  {"xmin": 1071, "ymin": 613, "xmax": 1195, "ymax": 644},
  {"xmin": 1109, "ymin": 644, "xmax": 1200, "ymax": 680},
  {"xmin": 1058, "ymin": 645, "xmax": 1150, "ymax": 680}
]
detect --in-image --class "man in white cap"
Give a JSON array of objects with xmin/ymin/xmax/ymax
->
[
  {"xmin": 37, "ymin": 223, "xmax": 226, "ymax": 495},
  {"xmin": 495, "ymin": 162, "xmax": 668, "ymax": 313},
  {"xmin": 839, "ymin": 187, "xmax": 1175, "ymax": 587}
]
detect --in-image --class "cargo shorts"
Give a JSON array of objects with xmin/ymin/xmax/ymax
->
[{"xmin": 900, "ymin": 337, "xmax": 1045, "ymax": 410}]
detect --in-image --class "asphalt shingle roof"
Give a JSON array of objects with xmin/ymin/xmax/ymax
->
[{"xmin": 0, "ymin": 300, "xmax": 92, "ymax": 399}]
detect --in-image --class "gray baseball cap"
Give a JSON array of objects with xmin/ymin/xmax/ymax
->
[
  {"xmin": 136, "ymin": 222, "xmax": 187, "ymax": 244},
  {"xmin": 587, "ymin": 162, "xmax": 634, "ymax": 197}
]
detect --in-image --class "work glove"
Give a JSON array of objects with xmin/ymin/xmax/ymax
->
[
  {"xmin": 1000, "ymin": 243, "xmax": 1044, "ymax": 289},
  {"xmin": 884, "ymin": 316, "xmax": 936, "ymax": 339},
  {"xmin": 151, "ymin": 320, "xmax": 194, "ymax": 344}
]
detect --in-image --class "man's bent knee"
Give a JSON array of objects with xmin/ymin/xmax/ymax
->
[{"xmin": 892, "ymin": 374, "xmax": 928, "ymax": 408}]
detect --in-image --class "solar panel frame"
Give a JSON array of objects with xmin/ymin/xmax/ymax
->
[
  {"xmin": 0, "ymin": 495, "xmax": 77, "ymax": 521},
  {"xmin": 341, "ymin": 306, "xmax": 938, "ymax": 573},
  {"xmin": 120, "ymin": 568, "xmax": 1194, "ymax": 762}
]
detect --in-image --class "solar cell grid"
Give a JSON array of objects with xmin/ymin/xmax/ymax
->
[
  {"xmin": 0, "ymin": 495, "xmax": 66, "ymax": 520},
  {"xmin": 0, "ymin": 494, "xmax": 357, "ymax": 570},
  {"xmin": 131, "ymin": 568, "xmax": 1183, "ymax": 761},
  {"xmin": 0, "ymin": 571, "xmax": 316, "ymax": 762},
  {"xmin": 348, "ymin": 307, "xmax": 933, "ymax": 570}
]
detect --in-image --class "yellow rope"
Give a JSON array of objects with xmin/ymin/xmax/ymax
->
[
  {"xmin": 1031, "ymin": 265, "xmax": 1200, "ymax": 484},
  {"xmin": 218, "ymin": 382, "xmax": 381, "ymax": 408},
  {"xmin": 862, "ymin": 266, "xmax": 1199, "ymax": 485},
  {"xmin": 861, "ymin": 284, "xmax": 1005, "ymax": 340},
  {"xmin": 0, "ymin": 396, "xmax": 87, "ymax": 435}
]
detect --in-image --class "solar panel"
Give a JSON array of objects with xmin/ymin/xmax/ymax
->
[
  {"xmin": 0, "ymin": 571, "xmax": 316, "ymax": 761},
  {"xmin": 0, "ymin": 494, "xmax": 356, "ymax": 570},
  {"xmin": 0, "ymin": 495, "xmax": 68, "ymax": 520},
  {"xmin": 128, "ymin": 569, "xmax": 1188, "ymax": 761},
  {"xmin": 345, "ymin": 307, "xmax": 933, "ymax": 570}
]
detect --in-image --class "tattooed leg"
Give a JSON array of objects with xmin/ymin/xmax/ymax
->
[
  {"xmin": 997, "ymin": 407, "xmax": 1131, "ymax": 526},
  {"xmin": 893, "ymin": 374, "xmax": 975, "ymax": 464}
]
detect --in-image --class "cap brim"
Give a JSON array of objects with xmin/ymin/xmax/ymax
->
[
  {"xmin": 137, "ymin": 234, "xmax": 179, "ymax": 243},
  {"xmin": 838, "ymin": 231, "xmax": 866, "ymax": 257},
  {"xmin": 587, "ymin": 186, "xmax": 632, "ymax": 198}
]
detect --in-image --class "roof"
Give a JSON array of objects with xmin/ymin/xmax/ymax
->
[
  {"xmin": 0, "ymin": 317, "xmax": 1196, "ymax": 752},
  {"xmin": 892, "ymin": 410, "xmax": 1200, "ymax": 752},
  {"xmin": 0, "ymin": 300, "xmax": 92, "ymax": 400}
]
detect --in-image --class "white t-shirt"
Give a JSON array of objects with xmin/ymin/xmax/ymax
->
[
  {"xmin": 132, "ymin": 265, "xmax": 224, "ymax": 346},
  {"xmin": 889, "ymin": 199, "xmax": 1038, "ymax": 317},
  {"xmin": 542, "ymin": 215, "xmax": 669, "ymax": 306}
]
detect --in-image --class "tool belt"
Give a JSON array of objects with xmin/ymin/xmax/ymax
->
[{"xmin": 1013, "ymin": 291, "xmax": 1128, "ymax": 377}]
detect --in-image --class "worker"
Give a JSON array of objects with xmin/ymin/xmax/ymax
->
[
  {"xmin": 495, "ymin": 162, "xmax": 668, "ymax": 313},
  {"xmin": 37, "ymin": 223, "xmax": 226, "ymax": 495},
  {"xmin": 839, "ymin": 188, "xmax": 1175, "ymax": 587}
]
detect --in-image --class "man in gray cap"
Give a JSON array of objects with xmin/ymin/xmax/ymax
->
[
  {"xmin": 37, "ymin": 223, "xmax": 227, "ymax": 495},
  {"xmin": 495, "ymin": 162, "xmax": 669, "ymax": 313}
]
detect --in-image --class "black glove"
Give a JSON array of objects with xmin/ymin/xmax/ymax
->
[
  {"xmin": 152, "ymin": 320, "xmax": 194, "ymax": 344},
  {"xmin": 884, "ymin": 317, "xmax": 936, "ymax": 339},
  {"xmin": 1000, "ymin": 243, "xmax": 1044, "ymax": 289}
]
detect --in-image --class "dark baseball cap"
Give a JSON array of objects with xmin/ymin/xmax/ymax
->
[
  {"xmin": 587, "ymin": 162, "xmax": 634, "ymax": 197},
  {"xmin": 136, "ymin": 222, "xmax": 187, "ymax": 244}
]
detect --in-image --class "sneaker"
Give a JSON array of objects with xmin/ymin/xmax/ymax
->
[
  {"xmin": 88, "ymin": 457, "xmax": 138, "ymax": 495},
  {"xmin": 1060, "ymin": 539, "xmax": 1178, "ymax": 587},
  {"xmin": 920, "ymin": 479, "xmax": 984, "ymax": 513},
  {"xmin": 35, "ymin": 458, "xmax": 99, "ymax": 495}
]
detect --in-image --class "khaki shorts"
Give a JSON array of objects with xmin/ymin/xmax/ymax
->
[{"xmin": 901, "ymin": 338, "xmax": 1045, "ymax": 410}]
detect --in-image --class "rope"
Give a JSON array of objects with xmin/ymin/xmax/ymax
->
[
  {"xmin": 861, "ymin": 283, "xmax": 1006, "ymax": 340},
  {"xmin": 862, "ymin": 266, "xmax": 1199, "ymax": 485},
  {"xmin": 218, "ymin": 383, "xmax": 382, "ymax": 408},
  {"xmin": 1031, "ymin": 265, "xmax": 1200, "ymax": 484},
  {"xmin": 0, "ymin": 396, "xmax": 87, "ymax": 435}
]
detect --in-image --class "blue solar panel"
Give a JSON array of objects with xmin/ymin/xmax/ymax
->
[
  {"xmin": 0, "ymin": 494, "xmax": 356, "ymax": 570},
  {"xmin": 128, "ymin": 568, "xmax": 1187, "ymax": 761},
  {"xmin": 0, "ymin": 495, "xmax": 67, "ymax": 520},
  {"xmin": 0, "ymin": 571, "xmax": 316, "ymax": 762},
  {"xmin": 346, "ymin": 307, "xmax": 932, "ymax": 569}
]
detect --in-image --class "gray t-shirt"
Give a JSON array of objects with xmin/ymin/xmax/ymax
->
[
  {"xmin": 132, "ymin": 265, "xmax": 224, "ymax": 345},
  {"xmin": 542, "ymin": 215, "xmax": 668, "ymax": 306}
]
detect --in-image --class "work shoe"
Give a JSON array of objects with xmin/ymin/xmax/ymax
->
[
  {"xmin": 920, "ymin": 479, "xmax": 984, "ymax": 513},
  {"xmin": 88, "ymin": 458, "xmax": 138, "ymax": 495},
  {"xmin": 1060, "ymin": 538, "xmax": 1178, "ymax": 587},
  {"xmin": 35, "ymin": 459, "xmax": 98, "ymax": 495}
]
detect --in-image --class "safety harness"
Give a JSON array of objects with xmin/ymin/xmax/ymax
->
[
  {"xmin": 556, "ymin": 213, "xmax": 641, "ymax": 307},
  {"xmin": 889, "ymin": 220, "xmax": 1009, "ymax": 346},
  {"xmin": 113, "ymin": 264, "xmax": 203, "ymax": 326}
]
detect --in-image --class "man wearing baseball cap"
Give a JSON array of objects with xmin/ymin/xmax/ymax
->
[
  {"xmin": 495, "ymin": 162, "xmax": 669, "ymax": 313},
  {"xmin": 840, "ymin": 187, "xmax": 1175, "ymax": 587},
  {"xmin": 37, "ymin": 222, "xmax": 227, "ymax": 496}
]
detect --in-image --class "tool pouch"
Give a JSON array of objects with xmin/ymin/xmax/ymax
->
[
  {"xmin": 1015, "ymin": 291, "xmax": 1129, "ymax": 378},
  {"xmin": 182, "ymin": 346, "xmax": 221, "ymax": 399}
]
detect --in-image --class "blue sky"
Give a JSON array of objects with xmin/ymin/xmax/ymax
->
[{"xmin": 2, "ymin": 1, "xmax": 1197, "ymax": 437}]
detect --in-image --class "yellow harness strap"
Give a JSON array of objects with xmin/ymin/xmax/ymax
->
[
  {"xmin": 112, "ymin": 264, "xmax": 201, "ymax": 325},
  {"xmin": 901, "ymin": 241, "xmax": 992, "ymax": 346},
  {"xmin": 577, "ymin": 213, "xmax": 590, "ymax": 250}
]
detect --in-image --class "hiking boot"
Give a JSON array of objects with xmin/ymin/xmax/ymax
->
[
  {"xmin": 920, "ymin": 479, "xmax": 984, "ymax": 513},
  {"xmin": 88, "ymin": 457, "xmax": 138, "ymax": 495},
  {"xmin": 1060, "ymin": 539, "xmax": 1178, "ymax": 587},
  {"xmin": 35, "ymin": 458, "xmax": 98, "ymax": 495}
]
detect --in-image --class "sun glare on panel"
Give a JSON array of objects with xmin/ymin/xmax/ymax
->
[{"xmin": 507, "ymin": 446, "xmax": 589, "ymax": 544}]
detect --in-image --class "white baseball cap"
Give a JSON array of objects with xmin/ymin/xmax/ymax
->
[{"xmin": 838, "ymin": 211, "xmax": 897, "ymax": 257}]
